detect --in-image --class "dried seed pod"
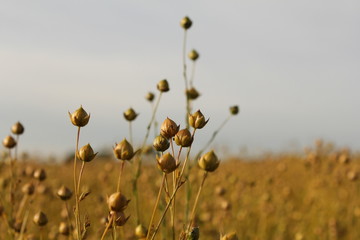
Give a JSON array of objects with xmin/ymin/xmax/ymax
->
[
  {"xmin": 157, "ymin": 153, "xmax": 178, "ymax": 174},
  {"xmin": 189, "ymin": 110, "xmax": 209, "ymax": 129},
  {"xmin": 11, "ymin": 122, "xmax": 24, "ymax": 135},
  {"xmin": 108, "ymin": 192, "xmax": 129, "ymax": 212},
  {"xmin": 113, "ymin": 211, "xmax": 130, "ymax": 226},
  {"xmin": 145, "ymin": 92, "xmax": 155, "ymax": 102},
  {"xmin": 221, "ymin": 232, "xmax": 238, "ymax": 240},
  {"xmin": 186, "ymin": 87, "xmax": 200, "ymax": 100},
  {"xmin": 174, "ymin": 128, "xmax": 193, "ymax": 147},
  {"xmin": 135, "ymin": 224, "xmax": 148, "ymax": 238},
  {"xmin": 113, "ymin": 139, "xmax": 135, "ymax": 161},
  {"xmin": 58, "ymin": 222, "xmax": 70, "ymax": 236},
  {"xmin": 188, "ymin": 49, "xmax": 199, "ymax": 61},
  {"xmin": 180, "ymin": 16, "xmax": 192, "ymax": 30},
  {"xmin": 229, "ymin": 105, "xmax": 239, "ymax": 115},
  {"xmin": 198, "ymin": 151, "xmax": 220, "ymax": 172},
  {"xmin": 3, "ymin": 135, "xmax": 16, "ymax": 149},
  {"xmin": 153, "ymin": 135, "xmax": 170, "ymax": 152},
  {"xmin": 57, "ymin": 185, "xmax": 73, "ymax": 201},
  {"xmin": 68, "ymin": 106, "xmax": 90, "ymax": 127},
  {"xmin": 33, "ymin": 211, "xmax": 48, "ymax": 226},
  {"xmin": 188, "ymin": 227, "xmax": 199, "ymax": 240},
  {"xmin": 77, "ymin": 143, "xmax": 97, "ymax": 162},
  {"xmin": 123, "ymin": 108, "xmax": 138, "ymax": 121},
  {"xmin": 160, "ymin": 118, "xmax": 179, "ymax": 139},
  {"xmin": 33, "ymin": 169, "xmax": 46, "ymax": 181},
  {"xmin": 157, "ymin": 79, "xmax": 170, "ymax": 92},
  {"xmin": 22, "ymin": 183, "xmax": 35, "ymax": 196}
]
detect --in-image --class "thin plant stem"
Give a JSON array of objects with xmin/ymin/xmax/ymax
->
[
  {"xmin": 182, "ymin": 30, "xmax": 191, "ymax": 128},
  {"xmin": 77, "ymin": 161, "xmax": 85, "ymax": 194},
  {"xmin": 149, "ymin": 180, "xmax": 185, "ymax": 240},
  {"xmin": 176, "ymin": 129, "xmax": 196, "ymax": 186},
  {"xmin": 117, "ymin": 161, "xmax": 125, "ymax": 192},
  {"xmin": 187, "ymin": 171, "xmax": 208, "ymax": 232},
  {"xmin": 65, "ymin": 201, "xmax": 73, "ymax": 240},
  {"xmin": 73, "ymin": 127, "xmax": 81, "ymax": 240},
  {"xmin": 18, "ymin": 209, "xmax": 30, "ymax": 240},
  {"xmin": 146, "ymin": 173, "xmax": 166, "ymax": 240},
  {"xmin": 133, "ymin": 92, "xmax": 163, "ymax": 224},
  {"xmin": 195, "ymin": 114, "xmax": 232, "ymax": 161},
  {"xmin": 129, "ymin": 122, "xmax": 133, "ymax": 145},
  {"xmin": 15, "ymin": 194, "xmax": 28, "ymax": 220},
  {"xmin": 100, "ymin": 214, "xmax": 114, "ymax": 240}
]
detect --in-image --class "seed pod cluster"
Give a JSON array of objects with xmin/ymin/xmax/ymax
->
[
  {"xmin": 157, "ymin": 153, "xmax": 178, "ymax": 174},
  {"xmin": 160, "ymin": 118, "xmax": 179, "ymax": 139},
  {"xmin": 174, "ymin": 129, "xmax": 193, "ymax": 147},
  {"xmin": 153, "ymin": 135, "xmax": 170, "ymax": 152},
  {"xmin": 189, "ymin": 110, "xmax": 209, "ymax": 129},
  {"xmin": 198, "ymin": 151, "xmax": 220, "ymax": 172}
]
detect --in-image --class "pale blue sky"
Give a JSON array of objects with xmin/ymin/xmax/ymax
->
[{"xmin": 1, "ymin": 1, "xmax": 360, "ymax": 157}]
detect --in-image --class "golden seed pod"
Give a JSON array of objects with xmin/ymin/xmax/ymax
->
[
  {"xmin": 189, "ymin": 110, "xmax": 209, "ymax": 129},
  {"xmin": 33, "ymin": 211, "xmax": 48, "ymax": 227},
  {"xmin": 108, "ymin": 192, "xmax": 130, "ymax": 212},
  {"xmin": 68, "ymin": 106, "xmax": 90, "ymax": 127},
  {"xmin": 188, "ymin": 49, "xmax": 199, "ymax": 61},
  {"xmin": 3, "ymin": 135, "xmax": 16, "ymax": 149},
  {"xmin": 198, "ymin": 150, "xmax": 220, "ymax": 172},
  {"xmin": 186, "ymin": 87, "xmax": 200, "ymax": 100},
  {"xmin": 77, "ymin": 143, "xmax": 97, "ymax": 162},
  {"xmin": 113, "ymin": 139, "xmax": 135, "ymax": 161},
  {"xmin": 157, "ymin": 79, "xmax": 170, "ymax": 92},
  {"xmin": 157, "ymin": 153, "xmax": 178, "ymax": 174},
  {"xmin": 145, "ymin": 92, "xmax": 155, "ymax": 102},
  {"xmin": 180, "ymin": 16, "xmax": 192, "ymax": 30},
  {"xmin": 58, "ymin": 222, "xmax": 70, "ymax": 236},
  {"xmin": 33, "ymin": 168, "xmax": 46, "ymax": 181},
  {"xmin": 135, "ymin": 224, "xmax": 148, "ymax": 238},
  {"xmin": 123, "ymin": 108, "xmax": 138, "ymax": 122},
  {"xmin": 153, "ymin": 135, "xmax": 170, "ymax": 152},
  {"xmin": 188, "ymin": 227, "xmax": 199, "ymax": 240},
  {"xmin": 160, "ymin": 117, "xmax": 179, "ymax": 139},
  {"xmin": 174, "ymin": 129, "xmax": 193, "ymax": 147},
  {"xmin": 229, "ymin": 105, "xmax": 239, "ymax": 115},
  {"xmin": 11, "ymin": 122, "xmax": 24, "ymax": 135},
  {"xmin": 113, "ymin": 211, "xmax": 130, "ymax": 226},
  {"xmin": 22, "ymin": 183, "xmax": 35, "ymax": 196},
  {"xmin": 57, "ymin": 185, "xmax": 73, "ymax": 201},
  {"xmin": 221, "ymin": 232, "xmax": 238, "ymax": 240}
]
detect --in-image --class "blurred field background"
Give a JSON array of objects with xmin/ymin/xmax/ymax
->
[{"xmin": 1, "ymin": 140, "xmax": 360, "ymax": 239}]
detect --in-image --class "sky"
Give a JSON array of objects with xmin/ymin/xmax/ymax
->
[{"xmin": 1, "ymin": 1, "xmax": 360, "ymax": 158}]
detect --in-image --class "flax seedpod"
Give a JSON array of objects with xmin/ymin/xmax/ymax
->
[
  {"xmin": 58, "ymin": 222, "xmax": 70, "ymax": 236},
  {"xmin": 180, "ymin": 16, "xmax": 192, "ymax": 30},
  {"xmin": 123, "ymin": 108, "xmax": 138, "ymax": 121},
  {"xmin": 198, "ymin": 151, "xmax": 220, "ymax": 172},
  {"xmin": 113, "ymin": 211, "xmax": 130, "ymax": 226},
  {"xmin": 174, "ymin": 129, "xmax": 193, "ymax": 147},
  {"xmin": 188, "ymin": 49, "xmax": 199, "ymax": 61},
  {"xmin": 33, "ymin": 168, "xmax": 46, "ymax": 181},
  {"xmin": 108, "ymin": 192, "xmax": 130, "ymax": 212},
  {"xmin": 229, "ymin": 105, "xmax": 239, "ymax": 115},
  {"xmin": 11, "ymin": 122, "xmax": 24, "ymax": 135},
  {"xmin": 153, "ymin": 135, "xmax": 170, "ymax": 152},
  {"xmin": 33, "ymin": 211, "xmax": 48, "ymax": 227},
  {"xmin": 189, "ymin": 110, "xmax": 209, "ymax": 129},
  {"xmin": 68, "ymin": 105, "xmax": 90, "ymax": 127},
  {"xmin": 186, "ymin": 87, "xmax": 200, "ymax": 100},
  {"xmin": 135, "ymin": 224, "xmax": 148, "ymax": 238},
  {"xmin": 57, "ymin": 185, "xmax": 73, "ymax": 201},
  {"xmin": 145, "ymin": 92, "xmax": 155, "ymax": 102},
  {"xmin": 3, "ymin": 135, "xmax": 16, "ymax": 149},
  {"xmin": 22, "ymin": 183, "xmax": 35, "ymax": 196},
  {"xmin": 160, "ymin": 118, "xmax": 179, "ymax": 139},
  {"xmin": 157, "ymin": 153, "xmax": 179, "ymax": 174},
  {"xmin": 157, "ymin": 79, "xmax": 170, "ymax": 92},
  {"xmin": 221, "ymin": 232, "xmax": 238, "ymax": 240},
  {"xmin": 113, "ymin": 139, "xmax": 135, "ymax": 161},
  {"xmin": 77, "ymin": 143, "xmax": 97, "ymax": 162}
]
